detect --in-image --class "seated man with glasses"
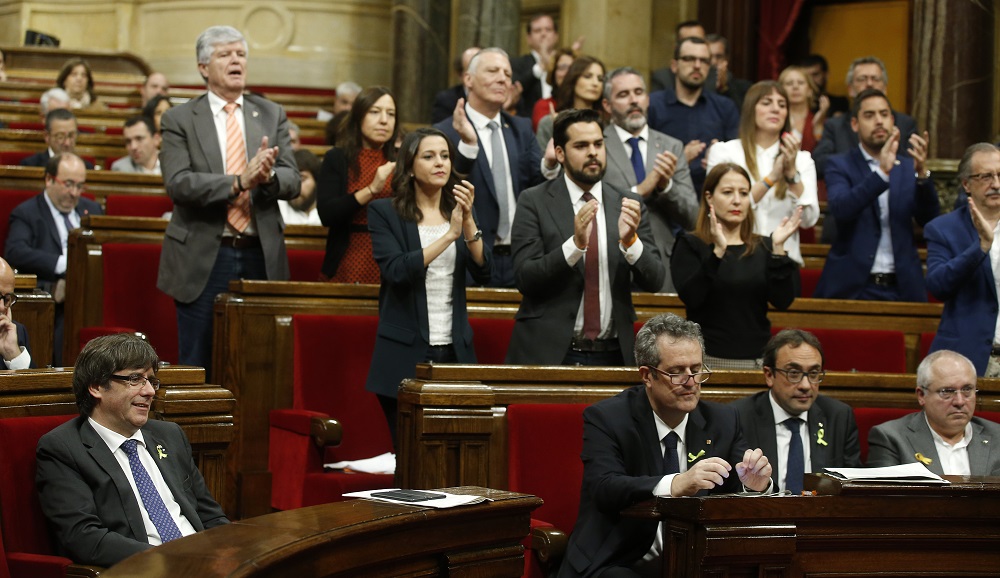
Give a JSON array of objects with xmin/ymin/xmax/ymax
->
[
  {"xmin": 0, "ymin": 256, "xmax": 33, "ymax": 368},
  {"xmin": 732, "ymin": 329, "xmax": 861, "ymax": 495},
  {"xmin": 5, "ymin": 152, "xmax": 103, "ymax": 366},
  {"xmin": 19, "ymin": 108, "xmax": 95, "ymax": 169},
  {"xmin": 36, "ymin": 333, "xmax": 228, "ymax": 567},
  {"xmin": 868, "ymin": 349, "xmax": 1000, "ymax": 476},
  {"xmin": 557, "ymin": 313, "xmax": 771, "ymax": 578}
]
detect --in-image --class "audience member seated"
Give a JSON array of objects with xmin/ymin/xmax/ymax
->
[
  {"xmin": 672, "ymin": 163, "xmax": 799, "ymax": 369},
  {"xmin": 867, "ymin": 350, "xmax": 1000, "ymax": 475},
  {"xmin": 531, "ymin": 47, "xmax": 574, "ymax": 132},
  {"xmin": 19, "ymin": 109, "xmax": 95, "ymax": 169},
  {"xmin": 366, "ymin": 128, "xmax": 491, "ymax": 444},
  {"xmin": 39, "ymin": 87, "xmax": 71, "ymax": 121},
  {"xmin": 511, "ymin": 13, "xmax": 561, "ymax": 119},
  {"xmin": 924, "ymin": 143, "xmax": 1000, "ymax": 377},
  {"xmin": 779, "ymin": 65, "xmax": 827, "ymax": 152},
  {"xmin": 706, "ymin": 81, "xmax": 819, "ymax": 267},
  {"xmin": 111, "ymin": 116, "xmax": 162, "ymax": 175},
  {"xmin": 6, "ymin": 153, "xmax": 103, "ymax": 366},
  {"xmin": 316, "ymin": 86, "xmax": 398, "ymax": 282},
  {"xmin": 139, "ymin": 72, "xmax": 169, "ymax": 107},
  {"xmin": 55, "ymin": 57, "xmax": 103, "ymax": 110},
  {"xmin": 731, "ymin": 329, "xmax": 861, "ymax": 494},
  {"xmin": 535, "ymin": 55, "xmax": 606, "ymax": 153},
  {"xmin": 142, "ymin": 94, "xmax": 173, "ymax": 134},
  {"xmin": 431, "ymin": 46, "xmax": 479, "ymax": 125},
  {"xmin": 35, "ymin": 333, "xmax": 229, "ymax": 567},
  {"xmin": 506, "ymin": 109, "xmax": 664, "ymax": 367},
  {"xmin": 601, "ymin": 66, "xmax": 697, "ymax": 292},
  {"xmin": 556, "ymin": 314, "xmax": 771, "ymax": 578},
  {"xmin": 279, "ymin": 149, "xmax": 322, "ymax": 225},
  {"xmin": 813, "ymin": 89, "xmax": 939, "ymax": 302},
  {"xmin": 648, "ymin": 36, "xmax": 739, "ymax": 193},
  {"xmin": 0, "ymin": 257, "xmax": 32, "ymax": 369},
  {"xmin": 799, "ymin": 54, "xmax": 849, "ymax": 117},
  {"xmin": 317, "ymin": 81, "xmax": 361, "ymax": 121},
  {"xmin": 705, "ymin": 33, "xmax": 752, "ymax": 111}
]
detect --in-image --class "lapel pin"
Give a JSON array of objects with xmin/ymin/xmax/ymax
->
[
  {"xmin": 914, "ymin": 452, "xmax": 932, "ymax": 465},
  {"xmin": 156, "ymin": 444, "xmax": 168, "ymax": 459},
  {"xmin": 252, "ymin": 110, "xmax": 259, "ymax": 118},
  {"xmin": 705, "ymin": 439, "xmax": 712, "ymax": 445},
  {"xmin": 688, "ymin": 450, "xmax": 705, "ymax": 463}
]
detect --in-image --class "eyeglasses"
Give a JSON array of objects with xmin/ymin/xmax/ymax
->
[
  {"xmin": 677, "ymin": 55, "xmax": 711, "ymax": 66},
  {"xmin": 771, "ymin": 367, "xmax": 825, "ymax": 384},
  {"xmin": 968, "ymin": 172, "xmax": 1000, "ymax": 185},
  {"xmin": 110, "ymin": 373, "xmax": 161, "ymax": 390},
  {"xmin": 646, "ymin": 365, "xmax": 712, "ymax": 386},
  {"xmin": 853, "ymin": 75, "xmax": 884, "ymax": 85},
  {"xmin": 0, "ymin": 293, "xmax": 16, "ymax": 308},
  {"xmin": 48, "ymin": 131, "xmax": 77, "ymax": 142},
  {"xmin": 921, "ymin": 385, "xmax": 977, "ymax": 401},
  {"xmin": 52, "ymin": 175, "xmax": 86, "ymax": 192}
]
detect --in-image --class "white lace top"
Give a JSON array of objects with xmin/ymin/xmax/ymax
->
[{"xmin": 418, "ymin": 222, "xmax": 455, "ymax": 345}]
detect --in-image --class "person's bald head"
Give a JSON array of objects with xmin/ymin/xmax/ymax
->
[{"xmin": 0, "ymin": 258, "xmax": 15, "ymax": 312}]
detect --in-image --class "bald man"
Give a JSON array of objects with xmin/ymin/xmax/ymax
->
[{"xmin": 0, "ymin": 257, "xmax": 32, "ymax": 369}]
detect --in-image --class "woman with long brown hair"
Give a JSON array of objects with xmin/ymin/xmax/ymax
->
[
  {"xmin": 56, "ymin": 58, "xmax": 101, "ymax": 109},
  {"xmin": 535, "ymin": 54, "xmax": 605, "ymax": 151}
]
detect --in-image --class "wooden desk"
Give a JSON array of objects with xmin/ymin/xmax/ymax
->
[
  {"xmin": 100, "ymin": 487, "xmax": 540, "ymax": 578},
  {"xmin": 627, "ymin": 475, "xmax": 1000, "ymax": 577},
  {"xmin": 12, "ymin": 273, "xmax": 55, "ymax": 367}
]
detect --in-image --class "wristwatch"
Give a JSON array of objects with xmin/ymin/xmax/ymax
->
[
  {"xmin": 786, "ymin": 172, "xmax": 802, "ymax": 184},
  {"xmin": 465, "ymin": 229, "xmax": 483, "ymax": 243}
]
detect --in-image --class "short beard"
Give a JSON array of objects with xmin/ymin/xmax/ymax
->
[
  {"xmin": 614, "ymin": 109, "xmax": 647, "ymax": 133},
  {"xmin": 678, "ymin": 75, "xmax": 704, "ymax": 91},
  {"xmin": 565, "ymin": 159, "xmax": 606, "ymax": 186}
]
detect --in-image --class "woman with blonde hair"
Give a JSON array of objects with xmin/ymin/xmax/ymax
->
[{"xmin": 778, "ymin": 65, "xmax": 828, "ymax": 152}]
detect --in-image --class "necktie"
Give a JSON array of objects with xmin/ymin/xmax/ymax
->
[
  {"xmin": 60, "ymin": 211, "xmax": 74, "ymax": 246},
  {"xmin": 487, "ymin": 120, "xmax": 511, "ymax": 240},
  {"xmin": 581, "ymin": 191, "xmax": 600, "ymax": 339},
  {"xmin": 120, "ymin": 439, "xmax": 183, "ymax": 542},
  {"xmin": 662, "ymin": 431, "xmax": 679, "ymax": 475},
  {"xmin": 783, "ymin": 418, "xmax": 805, "ymax": 495},
  {"xmin": 628, "ymin": 137, "xmax": 646, "ymax": 183},
  {"xmin": 224, "ymin": 102, "xmax": 251, "ymax": 233}
]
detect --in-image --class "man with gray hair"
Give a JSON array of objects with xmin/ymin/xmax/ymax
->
[
  {"xmin": 558, "ymin": 313, "xmax": 771, "ymax": 577},
  {"xmin": 868, "ymin": 349, "xmax": 1000, "ymax": 475},
  {"xmin": 602, "ymin": 66, "xmax": 697, "ymax": 292},
  {"xmin": 157, "ymin": 25, "xmax": 299, "ymax": 375},
  {"xmin": 39, "ymin": 87, "xmax": 71, "ymax": 119},
  {"xmin": 318, "ymin": 81, "xmax": 362, "ymax": 121}
]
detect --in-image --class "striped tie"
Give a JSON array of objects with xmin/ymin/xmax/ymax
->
[{"xmin": 224, "ymin": 102, "xmax": 250, "ymax": 233}]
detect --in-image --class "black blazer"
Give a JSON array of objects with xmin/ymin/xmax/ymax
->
[{"xmin": 430, "ymin": 84, "xmax": 466, "ymax": 125}]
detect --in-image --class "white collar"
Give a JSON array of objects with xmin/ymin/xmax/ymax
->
[
  {"xmin": 207, "ymin": 90, "xmax": 245, "ymax": 117},
  {"xmin": 563, "ymin": 172, "xmax": 603, "ymax": 204},
  {"xmin": 653, "ymin": 410, "xmax": 690, "ymax": 446},
  {"xmin": 612, "ymin": 123, "xmax": 649, "ymax": 145},
  {"xmin": 464, "ymin": 102, "xmax": 502, "ymax": 131},
  {"xmin": 89, "ymin": 416, "xmax": 145, "ymax": 453}
]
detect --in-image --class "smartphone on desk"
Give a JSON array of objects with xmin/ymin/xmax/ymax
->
[{"xmin": 369, "ymin": 489, "xmax": 448, "ymax": 502}]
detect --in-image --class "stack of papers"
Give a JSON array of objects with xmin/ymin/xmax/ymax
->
[
  {"xmin": 324, "ymin": 452, "xmax": 395, "ymax": 474},
  {"xmin": 344, "ymin": 488, "xmax": 490, "ymax": 508},
  {"xmin": 823, "ymin": 463, "xmax": 950, "ymax": 484}
]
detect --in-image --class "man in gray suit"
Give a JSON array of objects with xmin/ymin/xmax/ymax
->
[
  {"xmin": 157, "ymin": 25, "xmax": 298, "ymax": 376},
  {"xmin": 601, "ymin": 67, "xmax": 697, "ymax": 293},
  {"xmin": 506, "ymin": 109, "xmax": 664, "ymax": 366},
  {"xmin": 868, "ymin": 350, "xmax": 1000, "ymax": 476}
]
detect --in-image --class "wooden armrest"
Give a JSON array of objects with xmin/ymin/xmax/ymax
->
[
  {"xmin": 67, "ymin": 564, "xmax": 104, "ymax": 577},
  {"xmin": 531, "ymin": 525, "xmax": 567, "ymax": 568},
  {"xmin": 310, "ymin": 417, "xmax": 342, "ymax": 447}
]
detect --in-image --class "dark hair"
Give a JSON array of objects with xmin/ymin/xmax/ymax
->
[
  {"xmin": 762, "ymin": 329, "xmax": 825, "ymax": 369},
  {"xmin": 704, "ymin": 33, "xmax": 728, "ymax": 56},
  {"xmin": 552, "ymin": 108, "xmax": 602, "ymax": 151},
  {"xmin": 739, "ymin": 81, "xmax": 792, "ymax": 200},
  {"xmin": 123, "ymin": 115, "xmax": 156, "ymax": 135},
  {"xmin": 325, "ymin": 110, "xmax": 349, "ymax": 146},
  {"xmin": 799, "ymin": 54, "xmax": 829, "ymax": 72},
  {"xmin": 44, "ymin": 108, "xmax": 77, "ymax": 133},
  {"xmin": 391, "ymin": 128, "xmax": 461, "ymax": 223},
  {"xmin": 44, "ymin": 153, "xmax": 81, "ymax": 179},
  {"xmin": 546, "ymin": 47, "xmax": 576, "ymax": 89},
  {"xmin": 851, "ymin": 88, "xmax": 892, "ymax": 119},
  {"xmin": 673, "ymin": 36, "xmax": 709, "ymax": 60},
  {"xmin": 634, "ymin": 313, "xmax": 705, "ymax": 369},
  {"xmin": 553, "ymin": 55, "xmax": 605, "ymax": 113},
  {"xmin": 675, "ymin": 20, "xmax": 705, "ymax": 38},
  {"xmin": 694, "ymin": 163, "xmax": 759, "ymax": 257},
  {"xmin": 338, "ymin": 86, "xmax": 399, "ymax": 181},
  {"xmin": 55, "ymin": 57, "xmax": 96, "ymax": 103},
  {"xmin": 294, "ymin": 148, "xmax": 321, "ymax": 179},
  {"xmin": 73, "ymin": 333, "xmax": 159, "ymax": 416},
  {"xmin": 526, "ymin": 13, "xmax": 557, "ymax": 34},
  {"xmin": 142, "ymin": 94, "xmax": 173, "ymax": 120}
]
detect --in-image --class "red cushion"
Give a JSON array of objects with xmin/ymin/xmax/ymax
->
[
  {"xmin": 103, "ymin": 195, "xmax": 173, "ymax": 218},
  {"xmin": 799, "ymin": 268, "xmax": 821, "ymax": 298},
  {"xmin": 0, "ymin": 190, "xmax": 37, "ymax": 257},
  {"xmin": 852, "ymin": 407, "xmax": 918, "ymax": 465},
  {"xmin": 6, "ymin": 552, "xmax": 71, "ymax": 578},
  {"xmin": 798, "ymin": 226, "xmax": 815, "ymax": 244},
  {"xmin": 919, "ymin": 332, "xmax": 935, "ymax": 361},
  {"xmin": 287, "ymin": 249, "xmax": 324, "ymax": 282},
  {"xmin": 470, "ymin": 317, "xmax": 515, "ymax": 365},
  {"xmin": 771, "ymin": 327, "xmax": 907, "ymax": 373}
]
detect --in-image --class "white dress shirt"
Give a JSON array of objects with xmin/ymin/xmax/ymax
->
[{"xmin": 42, "ymin": 192, "xmax": 79, "ymax": 276}]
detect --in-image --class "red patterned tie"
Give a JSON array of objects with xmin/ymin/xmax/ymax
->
[
  {"xmin": 224, "ymin": 102, "xmax": 250, "ymax": 233},
  {"xmin": 582, "ymin": 191, "xmax": 600, "ymax": 339}
]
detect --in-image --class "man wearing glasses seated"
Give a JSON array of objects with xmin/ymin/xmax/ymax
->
[
  {"xmin": 867, "ymin": 350, "xmax": 1000, "ymax": 476},
  {"xmin": 732, "ymin": 329, "xmax": 861, "ymax": 495},
  {"xmin": 0, "ymin": 257, "xmax": 32, "ymax": 368},
  {"xmin": 557, "ymin": 313, "xmax": 771, "ymax": 578},
  {"xmin": 36, "ymin": 333, "xmax": 228, "ymax": 567}
]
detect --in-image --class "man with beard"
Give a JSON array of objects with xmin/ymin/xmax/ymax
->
[
  {"xmin": 647, "ymin": 37, "xmax": 739, "ymax": 193},
  {"xmin": 602, "ymin": 67, "xmax": 697, "ymax": 292},
  {"xmin": 924, "ymin": 143, "xmax": 1000, "ymax": 376},
  {"xmin": 506, "ymin": 108, "xmax": 665, "ymax": 366},
  {"xmin": 814, "ymin": 89, "xmax": 939, "ymax": 301}
]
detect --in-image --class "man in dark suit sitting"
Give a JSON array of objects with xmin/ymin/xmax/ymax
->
[
  {"xmin": 557, "ymin": 313, "xmax": 771, "ymax": 578},
  {"xmin": 0, "ymin": 256, "xmax": 32, "ymax": 369},
  {"xmin": 19, "ymin": 109, "xmax": 95, "ymax": 169},
  {"xmin": 36, "ymin": 333, "xmax": 228, "ymax": 567}
]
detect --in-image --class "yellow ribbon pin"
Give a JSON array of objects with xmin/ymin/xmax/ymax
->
[
  {"xmin": 914, "ymin": 452, "xmax": 932, "ymax": 466},
  {"xmin": 816, "ymin": 428, "xmax": 828, "ymax": 446},
  {"xmin": 688, "ymin": 450, "xmax": 705, "ymax": 463},
  {"xmin": 156, "ymin": 444, "xmax": 168, "ymax": 459}
]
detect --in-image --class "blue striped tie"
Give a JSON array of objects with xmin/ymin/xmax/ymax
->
[{"xmin": 121, "ymin": 439, "xmax": 183, "ymax": 542}]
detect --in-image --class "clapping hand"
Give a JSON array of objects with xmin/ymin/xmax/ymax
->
[{"xmin": 770, "ymin": 206, "xmax": 803, "ymax": 255}]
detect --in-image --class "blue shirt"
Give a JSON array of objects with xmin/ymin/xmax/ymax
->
[{"xmin": 647, "ymin": 89, "xmax": 740, "ymax": 192}]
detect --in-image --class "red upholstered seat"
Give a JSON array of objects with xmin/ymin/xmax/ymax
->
[
  {"xmin": 0, "ymin": 189, "xmax": 36, "ymax": 257},
  {"xmin": 507, "ymin": 403, "xmax": 588, "ymax": 578},
  {"xmin": 0, "ymin": 414, "xmax": 78, "ymax": 577},
  {"xmin": 852, "ymin": 407, "xmax": 917, "ymax": 465},
  {"xmin": 798, "ymin": 226, "xmax": 815, "ymax": 244},
  {"xmin": 799, "ymin": 268, "xmax": 821, "ymax": 298},
  {"xmin": 470, "ymin": 317, "xmax": 515, "ymax": 365},
  {"xmin": 0, "ymin": 152, "xmax": 36, "ymax": 166},
  {"xmin": 103, "ymin": 195, "xmax": 173, "ymax": 218},
  {"xmin": 287, "ymin": 249, "xmax": 324, "ymax": 282},
  {"xmin": 771, "ymin": 327, "xmax": 907, "ymax": 373},
  {"xmin": 268, "ymin": 315, "xmax": 394, "ymax": 510},
  {"xmin": 919, "ymin": 332, "xmax": 936, "ymax": 361}
]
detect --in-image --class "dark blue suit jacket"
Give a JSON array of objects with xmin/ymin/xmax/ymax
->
[
  {"xmin": 364, "ymin": 200, "xmax": 492, "ymax": 398},
  {"xmin": 814, "ymin": 148, "xmax": 939, "ymax": 301},
  {"xmin": 924, "ymin": 203, "xmax": 997, "ymax": 375},
  {"xmin": 812, "ymin": 111, "xmax": 917, "ymax": 178},
  {"xmin": 558, "ymin": 387, "xmax": 750, "ymax": 578},
  {"xmin": 19, "ymin": 151, "xmax": 95, "ymax": 169}
]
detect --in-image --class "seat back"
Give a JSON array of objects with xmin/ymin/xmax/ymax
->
[
  {"xmin": 0, "ymin": 414, "xmax": 76, "ymax": 556},
  {"xmin": 100, "ymin": 243, "xmax": 178, "ymax": 363},
  {"xmin": 772, "ymin": 327, "xmax": 907, "ymax": 373},
  {"xmin": 852, "ymin": 407, "xmax": 918, "ymax": 465},
  {"xmin": 470, "ymin": 317, "xmax": 515, "ymax": 365},
  {"xmin": 799, "ymin": 268, "xmax": 821, "ymax": 298},
  {"xmin": 0, "ymin": 189, "xmax": 36, "ymax": 258},
  {"xmin": 103, "ymin": 195, "xmax": 173, "ymax": 218},
  {"xmin": 507, "ymin": 403, "xmax": 588, "ymax": 534},
  {"xmin": 292, "ymin": 315, "xmax": 392, "ymax": 460},
  {"xmin": 287, "ymin": 249, "xmax": 324, "ymax": 282}
]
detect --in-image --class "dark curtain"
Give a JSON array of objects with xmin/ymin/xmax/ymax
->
[{"xmin": 756, "ymin": 0, "xmax": 806, "ymax": 79}]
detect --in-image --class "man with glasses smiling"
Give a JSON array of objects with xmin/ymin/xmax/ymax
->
[
  {"xmin": 868, "ymin": 350, "xmax": 1000, "ymax": 476},
  {"xmin": 557, "ymin": 313, "xmax": 770, "ymax": 578},
  {"xmin": 732, "ymin": 329, "xmax": 861, "ymax": 495},
  {"xmin": 36, "ymin": 333, "xmax": 228, "ymax": 566},
  {"xmin": 6, "ymin": 152, "xmax": 102, "ymax": 365}
]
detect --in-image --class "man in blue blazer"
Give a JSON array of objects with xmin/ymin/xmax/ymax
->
[
  {"xmin": 434, "ymin": 47, "xmax": 546, "ymax": 287},
  {"xmin": 36, "ymin": 333, "xmax": 228, "ymax": 567},
  {"xmin": 557, "ymin": 314, "xmax": 771, "ymax": 578},
  {"xmin": 924, "ymin": 143, "xmax": 1000, "ymax": 376},
  {"xmin": 814, "ymin": 89, "xmax": 939, "ymax": 301}
]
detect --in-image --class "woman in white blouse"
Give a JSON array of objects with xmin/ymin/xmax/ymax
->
[
  {"xmin": 365, "ymin": 127, "xmax": 492, "ymax": 443},
  {"xmin": 706, "ymin": 81, "xmax": 819, "ymax": 267}
]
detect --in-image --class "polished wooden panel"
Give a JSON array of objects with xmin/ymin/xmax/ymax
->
[
  {"xmin": 11, "ymin": 274, "xmax": 55, "ymax": 368},
  {"xmin": 1, "ymin": 46, "xmax": 150, "ymax": 77},
  {"xmin": 101, "ymin": 487, "xmax": 540, "ymax": 578},
  {"xmin": 0, "ymin": 165, "xmax": 166, "ymax": 201}
]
